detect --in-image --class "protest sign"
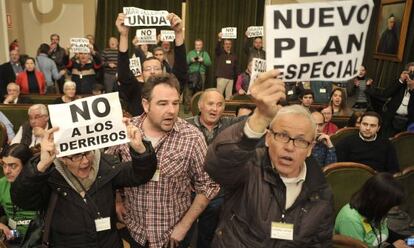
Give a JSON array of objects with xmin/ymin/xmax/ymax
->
[
  {"xmin": 248, "ymin": 58, "xmax": 266, "ymax": 94},
  {"xmin": 265, "ymin": 0, "xmax": 373, "ymax": 82},
  {"xmin": 130, "ymin": 57, "xmax": 142, "ymax": 76},
  {"xmin": 123, "ymin": 7, "xmax": 170, "ymax": 26},
  {"xmin": 160, "ymin": 30, "xmax": 175, "ymax": 42},
  {"xmin": 70, "ymin": 38, "xmax": 90, "ymax": 53},
  {"xmin": 221, "ymin": 27, "xmax": 237, "ymax": 39},
  {"xmin": 48, "ymin": 92, "xmax": 129, "ymax": 157},
  {"xmin": 246, "ymin": 26, "xmax": 264, "ymax": 38},
  {"xmin": 136, "ymin": 28, "xmax": 157, "ymax": 44}
]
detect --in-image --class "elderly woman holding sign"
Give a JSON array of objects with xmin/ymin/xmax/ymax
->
[{"xmin": 10, "ymin": 120, "xmax": 157, "ymax": 248}]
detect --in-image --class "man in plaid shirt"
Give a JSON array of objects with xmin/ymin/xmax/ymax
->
[{"xmin": 107, "ymin": 71, "xmax": 219, "ymax": 248}]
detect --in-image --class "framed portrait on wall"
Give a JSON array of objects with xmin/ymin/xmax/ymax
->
[{"xmin": 373, "ymin": 0, "xmax": 412, "ymax": 62}]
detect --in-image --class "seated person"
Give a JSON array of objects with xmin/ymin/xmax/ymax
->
[
  {"xmin": 15, "ymin": 57, "xmax": 46, "ymax": 94},
  {"xmin": 53, "ymin": 80, "xmax": 80, "ymax": 104},
  {"xmin": 11, "ymin": 104, "xmax": 49, "ymax": 149},
  {"xmin": 336, "ymin": 111, "xmax": 400, "ymax": 173},
  {"xmin": 299, "ymin": 89, "xmax": 315, "ymax": 111},
  {"xmin": 3, "ymin": 83, "xmax": 32, "ymax": 104},
  {"xmin": 321, "ymin": 106, "xmax": 339, "ymax": 135},
  {"xmin": 235, "ymin": 59, "xmax": 252, "ymax": 95},
  {"xmin": 330, "ymin": 88, "xmax": 353, "ymax": 116},
  {"xmin": 347, "ymin": 111, "xmax": 364, "ymax": 128},
  {"xmin": 335, "ymin": 173, "xmax": 408, "ymax": 248},
  {"xmin": 236, "ymin": 104, "xmax": 255, "ymax": 117},
  {"xmin": 311, "ymin": 111, "xmax": 337, "ymax": 167},
  {"xmin": 0, "ymin": 111, "xmax": 15, "ymax": 143},
  {"xmin": 0, "ymin": 144, "xmax": 37, "ymax": 247},
  {"xmin": 92, "ymin": 83, "xmax": 105, "ymax": 95}
]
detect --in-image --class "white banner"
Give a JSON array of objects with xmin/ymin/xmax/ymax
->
[
  {"xmin": 130, "ymin": 57, "xmax": 142, "ymax": 76},
  {"xmin": 246, "ymin": 26, "xmax": 264, "ymax": 38},
  {"xmin": 248, "ymin": 58, "xmax": 266, "ymax": 94},
  {"xmin": 221, "ymin": 27, "xmax": 237, "ymax": 39},
  {"xmin": 123, "ymin": 7, "xmax": 170, "ymax": 26},
  {"xmin": 70, "ymin": 38, "xmax": 90, "ymax": 53},
  {"xmin": 136, "ymin": 29, "xmax": 157, "ymax": 45},
  {"xmin": 160, "ymin": 30, "xmax": 175, "ymax": 42},
  {"xmin": 48, "ymin": 92, "xmax": 129, "ymax": 157},
  {"xmin": 265, "ymin": 0, "xmax": 373, "ymax": 82}
]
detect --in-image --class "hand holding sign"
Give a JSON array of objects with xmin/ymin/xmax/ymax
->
[
  {"xmin": 166, "ymin": 13, "xmax": 184, "ymax": 46},
  {"xmin": 248, "ymin": 69, "xmax": 286, "ymax": 133},
  {"xmin": 116, "ymin": 13, "xmax": 129, "ymax": 36},
  {"xmin": 124, "ymin": 118, "xmax": 146, "ymax": 154},
  {"xmin": 37, "ymin": 127, "xmax": 59, "ymax": 173}
]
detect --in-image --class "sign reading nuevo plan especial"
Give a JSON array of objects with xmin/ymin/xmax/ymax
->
[
  {"xmin": 70, "ymin": 38, "xmax": 90, "ymax": 53},
  {"xmin": 265, "ymin": 0, "xmax": 373, "ymax": 82},
  {"xmin": 123, "ymin": 7, "xmax": 170, "ymax": 26},
  {"xmin": 48, "ymin": 92, "xmax": 129, "ymax": 157}
]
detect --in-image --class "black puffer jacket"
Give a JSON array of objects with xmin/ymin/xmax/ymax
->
[
  {"xmin": 205, "ymin": 121, "xmax": 334, "ymax": 248},
  {"xmin": 11, "ymin": 144, "xmax": 156, "ymax": 248}
]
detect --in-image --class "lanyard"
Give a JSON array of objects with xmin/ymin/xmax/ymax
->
[{"xmin": 369, "ymin": 223, "xmax": 382, "ymax": 248}]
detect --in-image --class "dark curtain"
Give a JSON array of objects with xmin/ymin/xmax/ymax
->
[
  {"xmin": 185, "ymin": 0, "xmax": 265, "ymax": 88},
  {"xmin": 95, "ymin": 0, "xmax": 182, "ymax": 52},
  {"xmin": 363, "ymin": 0, "xmax": 414, "ymax": 89}
]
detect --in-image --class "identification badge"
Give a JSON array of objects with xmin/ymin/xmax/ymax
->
[
  {"xmin": 95, "ymin": 217, "xmax": 111, "ymax": 232},
  {"xmin": 80, "ymin": 74, "xmax": 83, "ymax": 79},
  {"xmin": 319, "ymin": 88, "xmax": 327, "ymax": 93},
  {"xmin": 226, "ymin": 60, "xmax": 231, "ymax": 64},
  {"xmin": 151, "ymin": 169, "xmax": 160, "ymax": 181},
  {"xmin": 287, "ymin": 90, "xmax": 294, "ymax": 95},
  {"xmin": 8, "ymin": 218, "xmax": 17, "ymax": 229},
  {"xmin": 271, "ymin": 222, "xmax": 294, "ymax": 240}
]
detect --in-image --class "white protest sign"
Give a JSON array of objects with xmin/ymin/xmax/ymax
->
[
  {"xmin": 48, "ymin": 92, "xmax": 129, "ymax": 157},
  {"xmin": 123, "ymin": 7, "xmax": 170, "ymax": 26},
  {"xmin": 265, "ymin": 0, "xmax": 373, "ymax": 82},
  {"xmin": 248, "ymin": 58, "xmax": 266, "ymax": 94},
  {"xmin": 130, "ymin": 57, "xmax": 142, "ymax": 76},
  {"xmin": 70, "ymin": 38, "xmax": 90, "ymax": 53},
  {"xmin": 246, "ymin": 26, "xmax": 264, "ymax": 38},
  {"xmin": 136, "ymin": 29, "xmax": 157, "ymax": 45},
  {"xmin": 160, "ymin": 30, "xmax": 175, "ymax": 42},
  {"xmin": 221, "ymin": 27, "xmax": 237, "ymax": 39}
]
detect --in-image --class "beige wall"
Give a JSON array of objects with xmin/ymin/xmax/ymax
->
[
  {"xmin": 5, "ymin": 0, "xmax": 96, "ymax": 57},
  {"xmin": 0, "ymin": 0, "xmax": 8, "ymax": 62}
]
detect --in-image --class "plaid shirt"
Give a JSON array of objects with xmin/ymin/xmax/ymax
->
[{"xmin": 106, "ymin": 114, "xmax": 219, "ymax": 248}]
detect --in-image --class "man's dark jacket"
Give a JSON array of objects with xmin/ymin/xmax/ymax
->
[{"xmin": 205, "ymin": 121, "xmax": 334, "ymax": 248}]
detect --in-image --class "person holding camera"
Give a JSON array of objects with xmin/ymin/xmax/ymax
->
[
  {"xmin": 311, "ymin": 111, "xmax": 337, "ymax": 167},
  {"xmin": 0, "ymin": 144, "xmax": 37, "ymax": 248},
  {"xmin": 187, "ymin": 39, "xmax": 212, "ymax": 92},
  {"xmin": 366, "ymin": 62, "xmax": 414, "ymax": 138}
]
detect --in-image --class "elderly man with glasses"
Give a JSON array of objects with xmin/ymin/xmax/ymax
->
[
  {"xmin": 205, "ymin": 70, "xmax": 334, "ymax": 247},
  {"xmin": 11, "ymin": 104, "xmax": 50, "ymax": 149}
]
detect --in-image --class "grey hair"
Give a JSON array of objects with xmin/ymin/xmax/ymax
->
[
  {"xmin": 271, "ymin": 104, "xmax": 317, "ymax": 138},
  {"xmin": 28, "ymin": 104, "xmax": 49, "ymax": 117},
  {"xmin": 63, "ymin": 80, "xmax": 76, "ymax": 90},
  {"xmin": 198, "ymin": 88, "xmax": 224, "ymax": 105},
  {"xmin": 7, "ymin": 82, "xmax": 20, "ymax": 91},
  {"xmin": 405, "ymin": 62, "xmax": 414, "ymax": 70}
]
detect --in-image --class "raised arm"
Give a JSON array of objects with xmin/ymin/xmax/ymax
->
[{"xmin": 205, "ymin": 70, "xmax": 286, "ymax": 189}]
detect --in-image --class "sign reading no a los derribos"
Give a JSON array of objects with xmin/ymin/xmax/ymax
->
[
  {"xmin": 265, "ymin": 0, "xmax": 373, "ymax": 82},
  {"xmin": 48, "ymin": 93, "xmax": 129, "ymax": 157}
]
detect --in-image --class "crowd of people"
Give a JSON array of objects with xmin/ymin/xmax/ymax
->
[{"xmin": 0, "ymin": 9, "xmax": 413, "ymax": 248}]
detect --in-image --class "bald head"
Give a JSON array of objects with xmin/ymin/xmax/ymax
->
[{"xmin": 198, "ymin": 89, "xmax": 225, "ymax": 127}]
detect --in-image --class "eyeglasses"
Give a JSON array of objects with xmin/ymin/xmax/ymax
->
[
  {"xmin": 0, "ymin": 162, "xmax": 19, "ymax": 170},
  {"xmin": 268, "ymin": 130, "xmax": 312, "ymax": 149},
  {"xmin": 66, "ymin": 151, "xmax": 93, "ymax": 162},
  {"xmin": 143, "ymin": 66, "xmax": 162, "ymax": 72}
]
